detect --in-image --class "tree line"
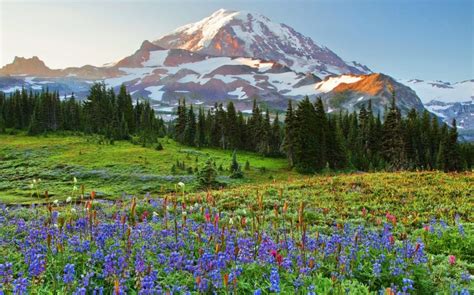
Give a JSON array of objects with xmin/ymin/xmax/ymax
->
[
  {"xmin": 0, "ymin": 83, "xmax": 166, "ymax": 145},
  {"xmin": 173, "ymin": 94, "xmax": 473, "ymax": 172},
  {"xmin": 0, "ymin": 83, "xmax": 472, "ymax": 172},
  {"xmin": 282, "ymin": 94, "xmax": 473, "ymax": 172},
  {"xmin": 172, "ymin": 99, "xmax": 282, "ymax": 156}
]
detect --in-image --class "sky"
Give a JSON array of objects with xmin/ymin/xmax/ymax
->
[{"xmin": 0, "ymin": 0, "xmax": 472, "ymax": 81}]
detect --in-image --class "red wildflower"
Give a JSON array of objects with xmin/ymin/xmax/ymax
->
[
  {"xmin": 389, "ymin": 235, "xmax": 395, "ymax": 245},
  {"xmin": 448, "ymin": 255, "xmax": 456, "ymax": 265}
]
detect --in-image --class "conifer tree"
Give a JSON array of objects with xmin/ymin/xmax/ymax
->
[
  {"xmin": 229, "ymin": 150, "xmax": 243, "ymax": 178},
  {"xmin": 184, "ymin": 105, "xmax": 196, "ymax": 146},
  {"xmin": 175, "ymin": 98, "xmax": 187, "ymax": 143},
  {"xmin": 282, "ymin": 100, "xmax": 296, "ymax": 167},
  {"xmin": 293, "ymin": 96, "xmax": 319, "ymax": 173},
  {"xmin": 446, "ymin": 119, "xmax": 461, "ymax": 171},
  {"xmin": 225, "ymin": 101, "xmax": 239, "ymax": 149},
  {"xmin": 270, "ymin": 113, "xmax": 282, "ymax": 156},
  {"xmin": 196, "ymin": 107, "xmax": 207, "ymax": 147},
  {"xmin": 382, "ymin": 91, "xmax": 406, "ymax": 170}
]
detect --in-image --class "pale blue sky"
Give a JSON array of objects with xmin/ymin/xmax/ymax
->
[{"xmin": 0, "ymin": 0, "xmax": 472, "ymax": 81}]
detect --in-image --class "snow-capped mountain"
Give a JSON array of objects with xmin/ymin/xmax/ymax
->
[
  {"xmin": 0, "ymin": 49, "xmax": 419, "ymax": 114},
  {"xmin": 1, "ymin": 8, "xmax": 472, "ymax": 136},
  {"xmin": 399, "ymin": 79, "xmax": 473, "ymax": 136},
  {"xmin": 399, "ymin": 79, "xmax": 473, "ymax": 104},
  {"xmin": 153, "ymin": 9, "xmax": 371, "ymax": 77}
]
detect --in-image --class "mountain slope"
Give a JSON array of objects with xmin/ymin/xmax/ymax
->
[
  {"xmin": 318, "ymin": 73, "xmax": 425, "ymax": 116},
  {"xmin": 399, "ymin": 79, "xmax": 473, "ymax": 103},
  {"xmin": 153, "ymin": 9, "xmax": 371, "ymax": 77}
]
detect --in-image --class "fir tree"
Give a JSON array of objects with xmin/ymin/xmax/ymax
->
[
  {"xmin": 282, "ymin": 100, "xmax": 296, "ymax": 167},
  {"xmin": 184, "ymin": 105, "xmax": 196, "ymax": 146},
  {"xmin": 229, "ymin": 150, "xmax": 243, "ymax": 178},
  {"xmin": 382, "ymin": 91, "xmax": 406, "ymax": 170}
]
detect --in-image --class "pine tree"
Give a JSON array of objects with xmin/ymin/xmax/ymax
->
[
  {"xmin": 229, "ymin": 150, "xmax": 243, "ymax": 178},
  {"xmin": 382, "ymin": 91, "xmax": 406, "ymax": 170},
  {"xmin": 436, "ymin": 124, "xmax": 449, "ymax": 171},
  {"xmin": 314, "ymin": 97, "xmax": 327, "ymax": 168},
  {"xmin": 196, "ymin": 107, "xmax": 207, "ymax": 147},
  {"xmin": 175, "ymin": 98, "xmax": 187, "ymax": 143},
  {"xmin": 326, "ymin": 116, "xmax": 347, "ymax": 169},
  {"xmin": 446, "ymin": 119, "xmax": 461, "ymax": 171},
  {"xmin": 282, "ymin": 100, "xmax": 296, "ymax": 167},
  {"xmin": 197, "ymin": 158, "xmax": 219, "ymax": 188},
  {"xmin": 117, "ymin": 84, "xmax": 134, "ymax": 133},
  {"xmin": 270, "ymin": 113, "xmax": 282, "ymax": 156},
  {"xmin": 293, "ymin": 96, "xmax": 320, "ymax": 173},
  {"xmin": 225, "ymin": 101, "xmax": 239, "ymax": 149},
  {"xmin": 257, "ymin": 110, "xmax": 271, "ymax": 155},
  {"xmin": 184, "ymin": 105, "xmax": 196, "ymax": 146}
]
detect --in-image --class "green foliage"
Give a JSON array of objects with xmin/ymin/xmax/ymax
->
[
  {"xmin": 229, "ymin": 150, "xmax": 244, "ymax": 179},
  {"xmin": 196, "ymin": 158, "xmax": 220, "ymax": 188},
  {"xmin": 155, "ymin": 142, "xmax": 163, "ymax": 151}
]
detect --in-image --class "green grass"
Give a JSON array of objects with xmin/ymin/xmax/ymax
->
[{"xmin": 0, "ymin": 133, "xmax": 295, "ymax": 204}]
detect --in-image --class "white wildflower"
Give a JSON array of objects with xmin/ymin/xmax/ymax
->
[
  {"xmin": 71, "ymin": 208, "xmax": 76, "ymax": 213},
  {"xmin": 229, "ymin": 218, "xmax": 234, "ymax": 225},
  {"xmin": 66, "ymin": 197, "xmax": 72, "ymax": 203},
  {"xmin": 177, "ymin": 182, "xmax": 185, "ymax": 188},
  {"xmin": 53, "ymin": 199, "xmax": 59, "ymax": 205}
]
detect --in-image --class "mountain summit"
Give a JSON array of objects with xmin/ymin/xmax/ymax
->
[
  {"xmin": 0, "ymin": 56, "xmax": 57, "ymax": 77},
  {"xmin": 153, "ymin": 9, "xmax": 371, "ymax": 77}
]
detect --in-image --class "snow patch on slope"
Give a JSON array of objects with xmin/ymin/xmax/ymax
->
[
  {"xmin": 314, "ymin": 75, "xmax": 362, "ymax": 92},
  {"xmin": 229, "ymin": 87, "xmax": 246, "ymax": 99},
  {"xmin": 400, "ymin": 79, "xmax": 474, "ymax": 103},
  {"xmin": 145, "ymin": 85, "xmax": 165, "ymax": 101}
]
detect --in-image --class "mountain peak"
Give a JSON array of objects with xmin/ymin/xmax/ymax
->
[
  {"xmin": 0, "ymin": 56, "xmax": 56, "ymax": 76},
  {"xmin": 139, "ymin": 40, "xmax": 163, "ymax": 51},
  {"xmin": 153, "ymin": 9, "xmax": 371, "ymax": 77}
]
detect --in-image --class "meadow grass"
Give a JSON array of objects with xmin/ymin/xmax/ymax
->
[{"xmin": 0, "ymin": 133, "xmax": 295, "ymax": 204}]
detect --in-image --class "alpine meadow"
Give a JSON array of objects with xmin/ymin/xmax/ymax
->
[{"xmin": 0, "ymin": 1, "xmax": 472, "ymax": 294}]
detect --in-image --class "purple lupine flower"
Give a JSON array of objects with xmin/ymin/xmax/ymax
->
[
  {"xmin": 402, "ymin": 278, "xmax": 414, "ymax": 293},
  {"xmin": 269, "ymin": 267, "xmax": 280, "ymax": 293},
  {"xmin": 73, "ymin": 287, "xmax": 86, "ymax": 295},
  {"xmin": 461, "ymin": 272, "xmax": 470, "ymax": 282},
  {"xmin": 373, "ymin": 260, "xmax": 382, "ymax": 278},
  {"xmin": 0, "ymin": 262, "xmax": 13, "ymax": 285},
  {"xmin": 63, "ymin": 263, "xmax": 75, "ymax": 284},
  {"xmin": 12, "ymin": 275, "xmax": 28, "ymax": 295}
]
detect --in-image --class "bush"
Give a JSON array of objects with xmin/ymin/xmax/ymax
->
[
  {"xmin": 197, "ymin": 158, "xmax": 220, "ymax": 188},
  {"xmin": 230, "ymin": 150, "xmax": 244, "ymax": 179}
]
